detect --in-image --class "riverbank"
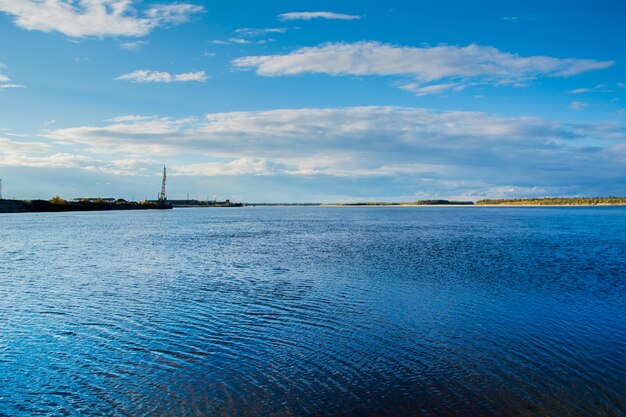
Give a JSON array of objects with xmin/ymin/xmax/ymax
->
[{"xmin": 0, "ymin": 199, "xmax": 172, "ymax": 214}]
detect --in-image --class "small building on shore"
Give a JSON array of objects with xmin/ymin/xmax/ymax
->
[{"xmin": 72, "ymin": 198, "xmax": 117, "ymax": 203}]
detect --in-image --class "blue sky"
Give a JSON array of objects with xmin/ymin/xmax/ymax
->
[{"xmin": 0, "ymin": 0, "xmax": 624, "ymax": 202}]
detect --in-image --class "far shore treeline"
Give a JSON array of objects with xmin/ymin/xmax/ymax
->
[{"xmin": 475, "ymin": 197, "xmax": 626, "ymax": 206}]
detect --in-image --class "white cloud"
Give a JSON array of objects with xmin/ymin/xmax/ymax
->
[
  {"xmin": 96, "ymin": 158, "xmax": 158, "ymax": 175},
  {"xmin": 233, "ymin": 42, "xmax": 614, "ymax": 95},
  {"xmin": 235, "ymin": 27, "xmax": 293, "ymax": 37},
  {"xmin": 0, "ymin": 152, "xmax": 93, "ymax": 169},
  {"xmin": 143, "ymin": 3, "xmax": 203, "ymax": 25},
  {"xmin": 0, "ymin": 68, "xmax": 25, "ymax": 90},
  {"xmin": 210, "ymin": 38, "xmax": 274, "ymax": 45},
  {"xmin": 399, "ymin": 82, "xmax": 469, "ymax": 96},
  {"xmin": 568, "ymin": 88, "xmax": 593, "ymax": 94},
  {"xmin": 115, "ymin": 70, "xmax": 209, "ymax": 83},
  {"xmin": 0, "ymin": 0, "xmax": 204, "ymax": 38},
  {"xmin": 0, "ymin": 83, "xmax": 25, "ymax": 89},
  {"xmin": 278, "ymin": 11, "xmax": 360, "ymax": 21},
  {"xmin": 0, "ymin": 137, "xmax": 52, "ymax": 154},
  {"xmin": 501, "ymin": 15, "xmax": 540, "ymax": 23},
  {"xmin": 119, "ymin": 40, "xmax": 149, "ymax": 51},
  {"xmin": 568, "ymin": 84, "xmax": 613, "ymax": 94},
  {"xmin": 0, "ymin": 136, "xmax": 158, "ymax": 174},
  {"xmin": 210, "ymin": 26, "xmax": 294, "ymax": 46},
  {"xmin": 217, "ymin": 38, "xmax": 252, "ymax": 44},
  {"xmin": 105, "ymin": 115, "xmax": 157, "ymax": 122},
  {"xmin": 569, "ymin": 101, "xmax": 588, "ymax": 110},
  {"xmin": 173, "ymin": 158, "xmax": 280, "ymax": 176}
]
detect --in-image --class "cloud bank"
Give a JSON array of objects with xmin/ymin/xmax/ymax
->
[
  {"xmin": 6, "ymin": 106, "xmax": 616, "ymax": 199},
  {"xmin": 233, "ymin": 42, "xmax": 614, "ymax": 95},
  {"xmin": 0, "ymin": 0, "xmax": 204, "ymax": 37},
  {"xmin": 2, "ymin": 106, "xmax": 624, "ymax": 199}
]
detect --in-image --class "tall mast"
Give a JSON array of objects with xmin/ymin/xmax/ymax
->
[{"xmin": 159, "ymin": 165, "xmax": 167, "ymax": 201}]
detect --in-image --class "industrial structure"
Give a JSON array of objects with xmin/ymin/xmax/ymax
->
[
  {"xmin": 148, "ymin": 164, "xmax": 241, "ymax": 207},
  {"xmin": 158, "ymin": 165, "xmax": 167, "ymax": 202}
]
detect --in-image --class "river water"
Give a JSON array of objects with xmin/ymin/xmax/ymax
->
[{"xmin": 1, "ymin": 207, "xmax": 624, "ymax": 416}]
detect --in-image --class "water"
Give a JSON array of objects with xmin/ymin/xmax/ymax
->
[{"xmin": 1, "ymin": 207, "xmax": 624, "ymax": 416}]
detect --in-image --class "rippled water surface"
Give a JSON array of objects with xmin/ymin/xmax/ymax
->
[{"xmin": 1, "ymin": 207, "xmax": 625, "ymax": 416}]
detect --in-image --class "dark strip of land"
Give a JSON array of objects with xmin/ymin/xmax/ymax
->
[
  {"xmin": 0, "ymin": 199, "xmax": 172, "ymax": 214},
  {"xmin": 328, "ymin": 200, "xmax": 474, "ymax": 206}
]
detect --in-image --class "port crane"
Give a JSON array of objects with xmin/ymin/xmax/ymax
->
[{"xmin": 158, "ymin": 165, "xmax": 167, "ymax": 202}]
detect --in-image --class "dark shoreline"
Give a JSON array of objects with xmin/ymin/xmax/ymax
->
[
  {"xmin": 329, "ymin": 200, "xmax": 474, "ymax": 206},
  {"xmin": 0, "ymin": 199, "xmax": 172, "ymax": 214}
]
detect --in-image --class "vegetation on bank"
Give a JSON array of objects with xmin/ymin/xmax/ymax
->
[
  {"xmin": 49, "ymin": 195, "xmax": 67, "ymax": 205},
  {"xmin": 475, "ymin": 197, "xmax": 626, "ymax": 206}
]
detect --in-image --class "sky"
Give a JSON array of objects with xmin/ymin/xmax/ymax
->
[{"xmin": 0, "ymin": 0, "xmax": 624, "ymax": 202}]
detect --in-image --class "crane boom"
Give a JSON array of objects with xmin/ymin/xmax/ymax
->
[{"xmin": 159, "ymin": 165, "xmax": 167, "ymax": 201}]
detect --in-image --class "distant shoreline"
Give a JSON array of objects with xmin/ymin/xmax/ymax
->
[{"xmin": 2, "ymin": 197, "xmax": 625, "ymax": 214}]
